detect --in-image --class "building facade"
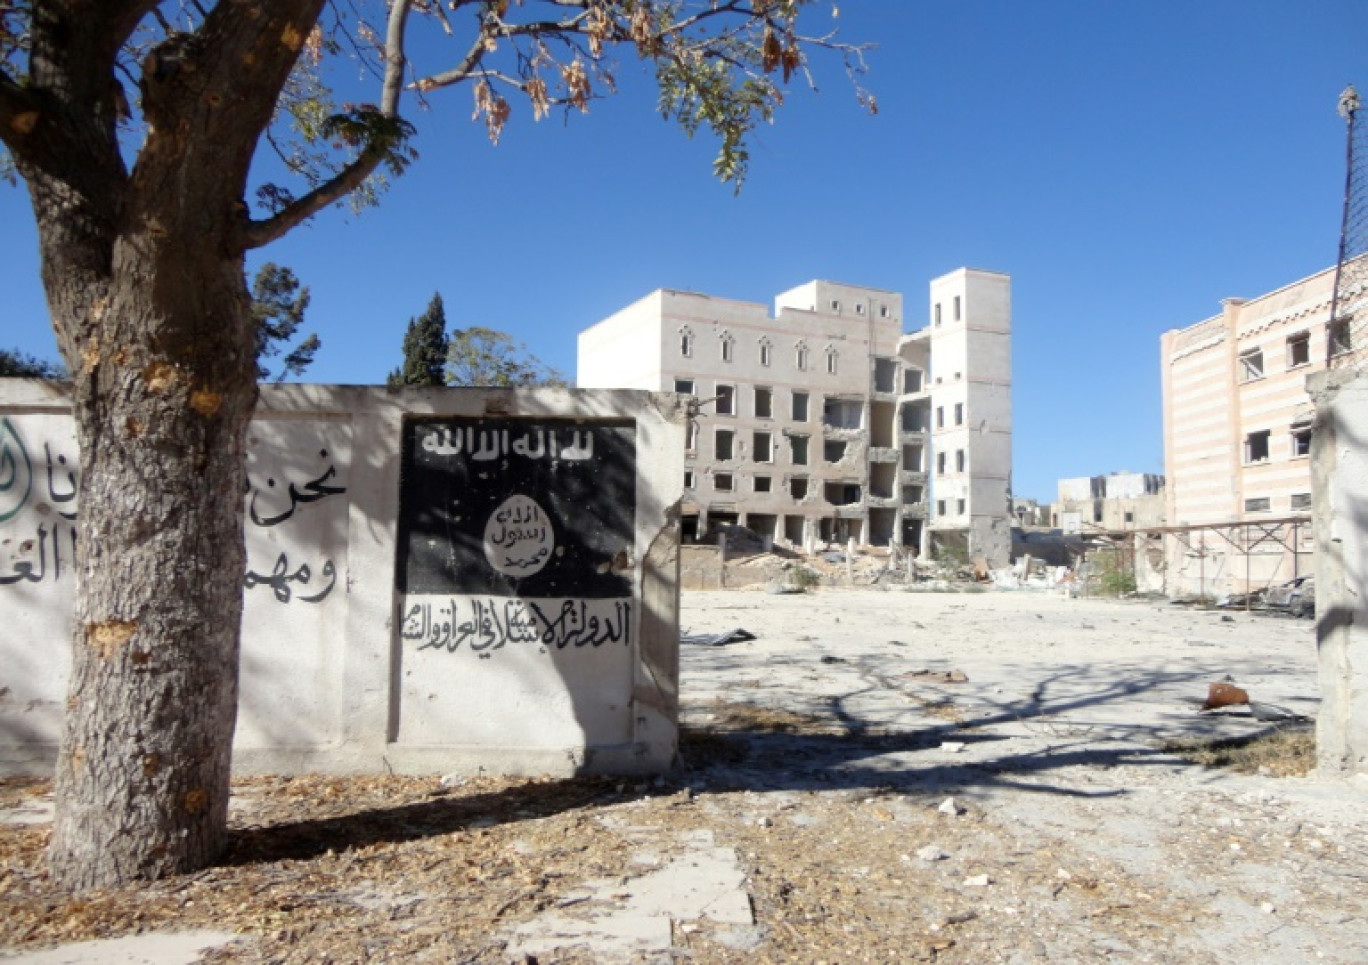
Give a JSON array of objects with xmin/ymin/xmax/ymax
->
[
  {"xmin": 1160, "ymin": 266, "xmax": 1335, "ymax": 596},
  {"xmin": 1050, "ymin": 471, "xmax": 1165, "ymax": 534},
  {"xmin": 577, "ymin": 270, "xmax": 1013, "ymax": 564}
]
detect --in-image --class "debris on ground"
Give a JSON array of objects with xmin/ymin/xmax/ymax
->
[
  {"xmin": 681, "ymin": 628, "xmax": 757, "ymax": 647},
  {"xmin": 1219, "ymin": 576, "xmax": 1315, "ymax": 619},
  {"xmin": 1202, "ymin": 680, "xmax": 1251, "ymax": 711},
  {"xmin": 904, "ymin": 669, "xmax": 970, "ymax": 684}
]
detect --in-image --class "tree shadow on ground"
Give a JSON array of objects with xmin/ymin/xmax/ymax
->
[
  {"xmin": 221, "ymin": 657, "xmax": 1311, "ymax": 867},
  {"xmin": 222, "ymin": 775, "xmax": 631, "ymax": 867},
  {"xmin": 677, "ymin": 656, "xmax": 1312, "ymax": 800}
]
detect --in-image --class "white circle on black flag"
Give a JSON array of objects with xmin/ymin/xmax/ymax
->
[{"xmin": 483, "ymin": 494, "xmax": 554, "ymax": 577}]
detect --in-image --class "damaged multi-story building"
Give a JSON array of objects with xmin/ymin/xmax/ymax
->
[
  {"xmin": 1160, "ymin": 265, "xmax": 1339, "ymax": 597},
  {"xmin": 576, "ymin": 269, "xmax": 1013, "ymax": 565},
  {"xmin": 1050, "ymin": 471, "xmax": 1166, "ymax": 533}
]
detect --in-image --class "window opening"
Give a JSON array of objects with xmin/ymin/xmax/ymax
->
[
  {"xmin": 674, "ymin": 377, "xmax": 695, "ymax": 394},
  {"xmin": 822, "ymin": 398, "xmax": 863, "ymax": 429},
  {"xmin": 1291, "ymin": 420, "xmax": 1312, "ymax": 457},
  {"xmin": 1287, "ymin": 332, "xmax": 1310, "ymax": 368},
  {"xmin": 715, "ymin": 429, "xmax": 734, "ymax": 461},
  {"xmin": 714, "ymin": 473, "xmax": 734, "ymax": 493},
  {"xmin": 754, "ymin": 387, "xmax": 773, "ymax": 419},
  {"xmin": 789, "ymin": 433, "xmax": 810, "ymax": 465},
  {"xmin": 1238, "ymin": 347, "xmax": 1264, "ymax": 382},
  {"xmin": 715, "ymin": 384, "xmax": 735, "ymax": 416},
  {"xmin": 753, "ymin": 431, "xmax": 773, "ymax": 463},
  {"xmin": 1244, "ymin": 429, "xmax": 1270, "ymax": 464},
  {"xmin": 825, "ymin": 482, "xmax": 862, "ymax": 506},
  {"xmin": 791, "ymin": 390, "xmax": 809, "ymax": 421},
  {"xmin": 754, "ymin": 475, "xmax": 772, "ymax": 493},
  {"xmin": 873, "ymin": 358, "xmax": 897, "ymax": 393},
  {"xmin": 1330, "ymin": 319, "xmax": 1353, "ymax": 356}
]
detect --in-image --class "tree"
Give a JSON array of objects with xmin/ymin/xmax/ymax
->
[
  {"xmin": 387, "ymin": 293, "xmax": 450, "ymax": 387},
  {"xmin": 448, "ymin": 326, "xmax": 567, "ymax": 387},
  {"xmin": 0, "ymin": 1, "xmax": 867, "ymax": 890},
  {"xmin": 252, "ymin": 263, "xmax": 320, "ymax": 382},
  {"xmin": 0, "ymin": 348, "xmax": 63, "ymax": 378}
]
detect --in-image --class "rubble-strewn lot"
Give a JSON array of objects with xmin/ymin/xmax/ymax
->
[{"xmin": 3, "ymin": 588, "xmax": 1365, "ymax": 963}]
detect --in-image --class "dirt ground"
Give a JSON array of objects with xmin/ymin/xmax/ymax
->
[{"xmin": 2, "ymin": 587, "xmax": 1366, "ymax": 964}]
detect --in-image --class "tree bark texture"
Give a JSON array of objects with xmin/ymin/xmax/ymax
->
[
  {"xmin": 48, "ymin": 247, "xmax": 258, "ymax": 888},
  {"xmin": 3, "ymin": 0, "xmax": 326, "ymax": 890}
]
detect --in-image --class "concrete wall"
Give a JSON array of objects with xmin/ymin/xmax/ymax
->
[
  {"xmin": 0, "ymin": 381, "xmax": 683, "ymax": 778},
  {"xmin": 679, "ymin": 543, "xmax": 724, "ymax": 590},
  {"xmin": 1309, "ymin": 368, "xmax": 1368, "ymax": 778}
]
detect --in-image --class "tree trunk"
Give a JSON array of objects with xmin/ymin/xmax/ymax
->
[
  {"xmin": 47, "ymin": 232, "xmax": 259, "ymax": 889},
  {"xmin": 1, "ymin": 0, "xmax": 332, "ymax": 893}
]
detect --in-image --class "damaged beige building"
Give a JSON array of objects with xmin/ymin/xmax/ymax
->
[
  {"xmin": 1160, "ymin": 267, "xmax": 1335, "ymax": 598},
  {"xmin": 576, "ymin": 271, "xmax": 1013, "ymax": 564}
]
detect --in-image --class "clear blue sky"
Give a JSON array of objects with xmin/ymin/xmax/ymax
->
[{"xmin": 2, "ymin": 2, "xmax": 1363, "ymax": 502}]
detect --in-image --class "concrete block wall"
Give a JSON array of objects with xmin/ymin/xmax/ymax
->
[{"xmin": 0, "ymin": 381, "xmax": 684, "ymax": 778}]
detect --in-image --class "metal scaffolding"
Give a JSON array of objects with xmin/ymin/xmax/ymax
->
[
  {"xmin": 1146, "ymin": 516, "xmax": 1312, "ymax": 602},
  {"xmin": 1065, "ymin": 516, "xmax": 1312, "ymax": 603}
]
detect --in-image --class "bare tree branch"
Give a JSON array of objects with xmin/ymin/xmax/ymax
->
[{"xmin": 242, "ymin": 0, "xmax": 413, "ymax": 248}]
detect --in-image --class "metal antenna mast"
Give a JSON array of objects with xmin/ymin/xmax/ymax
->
[{"xmin": 1329, "ymin": 84, "xmax": 1368, "ymax": 369}]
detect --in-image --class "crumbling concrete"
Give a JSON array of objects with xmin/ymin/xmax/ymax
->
[{"xmin": 1309, "ymin": 367, "xmax": 1368, "ymax": 778}]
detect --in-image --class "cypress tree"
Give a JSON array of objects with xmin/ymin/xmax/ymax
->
[{"xmin": 387, "ymin": 293, "xmax": 450, "ymax": 387}]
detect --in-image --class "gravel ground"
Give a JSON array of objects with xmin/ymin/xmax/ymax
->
[{"xmin": 1, "ymin": 587, "xmax": 1365, "ymax": 964}]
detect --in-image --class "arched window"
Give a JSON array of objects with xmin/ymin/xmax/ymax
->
[
  {"xmin": 795, "ymin": 341, "xmax": 809, "ymax": 371},
  {"xmin": 758, "ymin": 337, "xmax": 773, "ymax": 367},
  {"xmin": 719, "ymin": 331, "xmax": 734, "ymax": 362},
  {"xmin": 678, "ymin": 326, "xmax": 694, "ymax": 358},
  {"xmin": 825, "ymin": 346, "xmax": 838, "ymax": 375}
]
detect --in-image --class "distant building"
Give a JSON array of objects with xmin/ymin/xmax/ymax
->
[
  {"xmin": 577, "ymin": 270, "xmax": 1013, "ymax": 565},
  {"xmin": 1011, "ymin": 497, "xmax": 1048, "ymax": 527},
  {"xmin": 1159, "ymin": 266, "xmax": 1333, "ymax": 596},
  {"xmin": 1050, "ymin": 472, "xmax": 1165, "ymax": 534}
]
